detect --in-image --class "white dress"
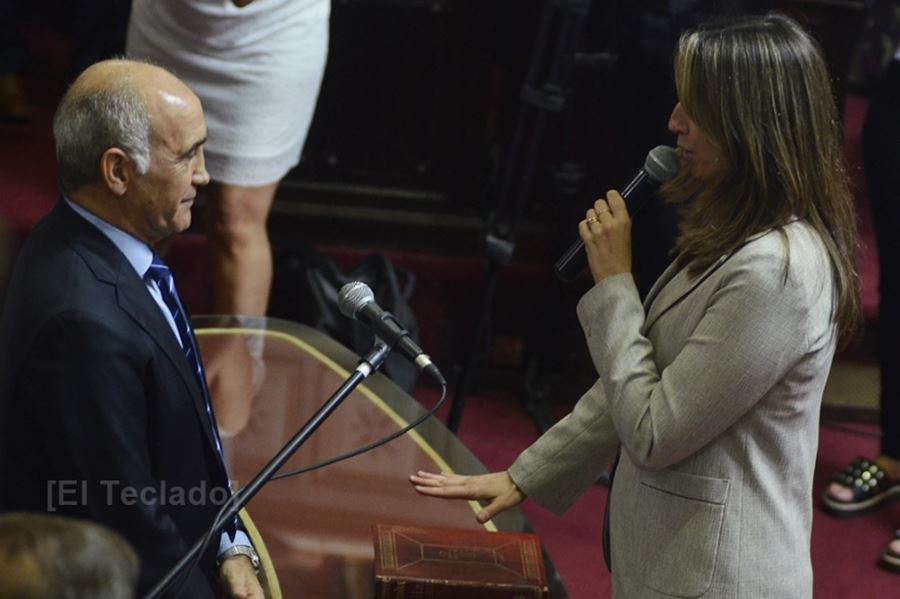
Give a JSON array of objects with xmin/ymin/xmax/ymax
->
[{"xmin": 127, "ymin": 0, "xmax": 330, "ymax": 186}]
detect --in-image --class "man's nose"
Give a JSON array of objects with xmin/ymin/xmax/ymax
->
[{"xmin": 194, "ymin": 152, "xmax": 210, "ymax": 186}]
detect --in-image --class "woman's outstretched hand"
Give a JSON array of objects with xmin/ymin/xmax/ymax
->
[{"xmin": 409, "ymin": 470, "xmax": 525, "ymax": 524}]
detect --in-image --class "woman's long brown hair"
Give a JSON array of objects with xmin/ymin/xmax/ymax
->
[{"xmin": 663, "ymin": 13, "xmax": 861, "ymax": 344}]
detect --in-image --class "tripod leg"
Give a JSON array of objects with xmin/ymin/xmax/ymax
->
[{"xmin": 446, "ymin": 0, "xmax": 593, "ymax": 433}]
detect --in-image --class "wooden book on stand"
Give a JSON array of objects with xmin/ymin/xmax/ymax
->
[{"xmin": 372, "ymin": 523, "xmax": 549, "ymax": 599}]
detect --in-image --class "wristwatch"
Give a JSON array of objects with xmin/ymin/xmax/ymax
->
[{"xmin": 218, "ymin": 545, "xmax": 260, "ymax": 574}]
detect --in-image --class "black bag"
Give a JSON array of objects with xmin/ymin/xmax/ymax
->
[{"xmin": 271, "ymin": 251, "xmax": 421, "ymax": 392}]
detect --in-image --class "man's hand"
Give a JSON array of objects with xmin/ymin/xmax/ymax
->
[
  {"xmin": 409, "ymin": 470, "xmax": 525, "ymax": 524},
  {"xmin": 220, "ymin": 556, "xmax": 265, "ymax": 599}
]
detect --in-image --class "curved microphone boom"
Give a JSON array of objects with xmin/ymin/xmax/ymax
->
[
  {"xmin": 338, "ymin": 282, "xmax": 447, "ymax": 386},
  {"xmin": 554, "ymin": 145, "xmax": 680, "ymax": 282}
]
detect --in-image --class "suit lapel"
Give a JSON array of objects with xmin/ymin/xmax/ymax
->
[
  {"xmin": 117, "ymin": 274, "xmax": 228, "ymax": 468},
  {"xmin": 54, "ymin": 201, "xmax": 224, "ymax": 459},
  {"xmin": 643, "ymin": 229, "xmax": 775, "ymax": 333},
  {"xmin": 643, "ymin": 255, "xmax": 728, "ymax": 333},
  {"xmin": 642, "ymin": 259, "xmax": 680, "ymax": 314},
  {"xmin": 115, "ymin": 282, "xmax": 229, "ymax": 484}
]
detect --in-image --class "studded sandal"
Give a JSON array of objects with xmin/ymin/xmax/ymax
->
[{"xmin": 820, "ymin": 457, "xmax": 900, "ymax": 517}]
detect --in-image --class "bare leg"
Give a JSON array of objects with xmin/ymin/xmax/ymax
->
[
  {"xmin": 205, "ymin": 181, "xmax": 279, "ymax": 316},
  {"xmin": 205, "ymin": 333, "xmax": 258, "ymax": 436}
]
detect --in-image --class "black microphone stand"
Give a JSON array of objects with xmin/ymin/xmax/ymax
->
[
  {"xmin": 144, "ymin": 342, "xmax": 392, "ymax": 599},
  {"xmin": 446, "ymin": 0, "xmax": 593, "ymax": 433}
]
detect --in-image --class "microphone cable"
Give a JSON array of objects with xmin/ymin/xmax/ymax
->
[
  {"xmin": 154, "ymin": 383, "xmax": 448, "ymax": 598},
  {"xmin": 271, "ymin": 383, "xmax": 448, "ymax": 480}
]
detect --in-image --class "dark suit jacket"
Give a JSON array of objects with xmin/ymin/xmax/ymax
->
[{"xmin": 0, "ymin": 201, "xmax": 229, "ymax": 597}]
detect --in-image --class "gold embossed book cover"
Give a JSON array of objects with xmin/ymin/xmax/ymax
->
[{"xmin": 372, "ymin": 523, "xmax": 548, "ymax": 598}]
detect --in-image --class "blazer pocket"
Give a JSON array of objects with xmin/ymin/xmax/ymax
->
[{"xmin": 634, "ymin": 470, "xmax": 729, "ymax": 598}]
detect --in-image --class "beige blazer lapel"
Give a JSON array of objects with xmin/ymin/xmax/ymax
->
[
  {"xmin": 641, "ymin": 260, "xmax": 679, "ymax": 321},
  {"xmin": 643, "ymin": 228, "xmax": 777, "ymax": 332}
]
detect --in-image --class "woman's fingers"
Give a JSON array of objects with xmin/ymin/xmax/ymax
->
[
  {"xmin": 590, "ymin": 192, "xmax": 628, "ymax": 221},
  {"xmin": 409, "ymin": 470, "xmax": 452, "ymax": 485},
  {"xmin": 410, "ymin": 471, "xmax": 521, "ymax": 500},
  {"xmin": 592, "ymin": 198, "xmax": 611, "ymax": 219},
  {"xmin": 410, "ymin": 471, "xmax": 526, "ymax": 524},
  {"xmin": 582, "ymin": 192, "xmax": 626, "ymax": 234},
  {"xmin": 477, "ymin": 488, "xmax": 525, "ymax": 523},
  {"xmin": 410, "ymin": 471, "xmax": 478, "ymax": 498},
  {"xmin": 606, "ymin": 190, "xmax": 627, "ymax": 216},
  {"xmin": 578, "ymin": 191, "xmax": 633, "ymax": 282},
  {"xmin": 476, "ymin": 502, "xmax": 499, "ymax": 524}
]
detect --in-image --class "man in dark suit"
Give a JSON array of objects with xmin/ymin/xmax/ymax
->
[{"xmin": 0, "ymin": 59, "xmax": 263, "ymax": 598}]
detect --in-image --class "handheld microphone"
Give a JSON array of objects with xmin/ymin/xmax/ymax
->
[
  {"xmin": 338, "ymin": 282, "xmax": 447, "ymax": 387},
  {"xmin": 554, "ymin": 145, "xmax": 680, "ymax": 282}
]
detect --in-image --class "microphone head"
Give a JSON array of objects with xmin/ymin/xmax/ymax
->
[
  {"xmin": 644, "ymin": 145, "xmax": 680, "ymax": 184},
  {"xmin": 338, "ymin": 281, "xmax": 375, "ymax": 319}
]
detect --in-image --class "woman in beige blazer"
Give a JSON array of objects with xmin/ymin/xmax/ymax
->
[{"xmin": 411, "ymin": 13, "xmax": 860, "ymax": 599}]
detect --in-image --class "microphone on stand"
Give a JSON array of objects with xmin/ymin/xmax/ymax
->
[
  {"xmin": 339, "ymin": 282, "xmax": 447, "ymax": 387},
  {"xmin": 554, "ymin": 145, "xmax": 681, "ymax": 282}
]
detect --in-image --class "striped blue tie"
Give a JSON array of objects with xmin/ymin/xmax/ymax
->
[
  {"xmin": 144, "ymin": 255, "xmax": 237, "ymax": 533},
  {"xmin": 145, "ymin": 257, "xmax": 206, "ymax": 392}
]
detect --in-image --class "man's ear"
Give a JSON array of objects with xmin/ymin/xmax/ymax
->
[{"xmin": 100, "ymin": 148, "xmax": 132, "ymax": 196}]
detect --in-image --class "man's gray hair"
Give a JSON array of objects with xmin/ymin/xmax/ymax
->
[{"xmin": 53, "ymin": 75, "xmax": 151, "ymax": 196}]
